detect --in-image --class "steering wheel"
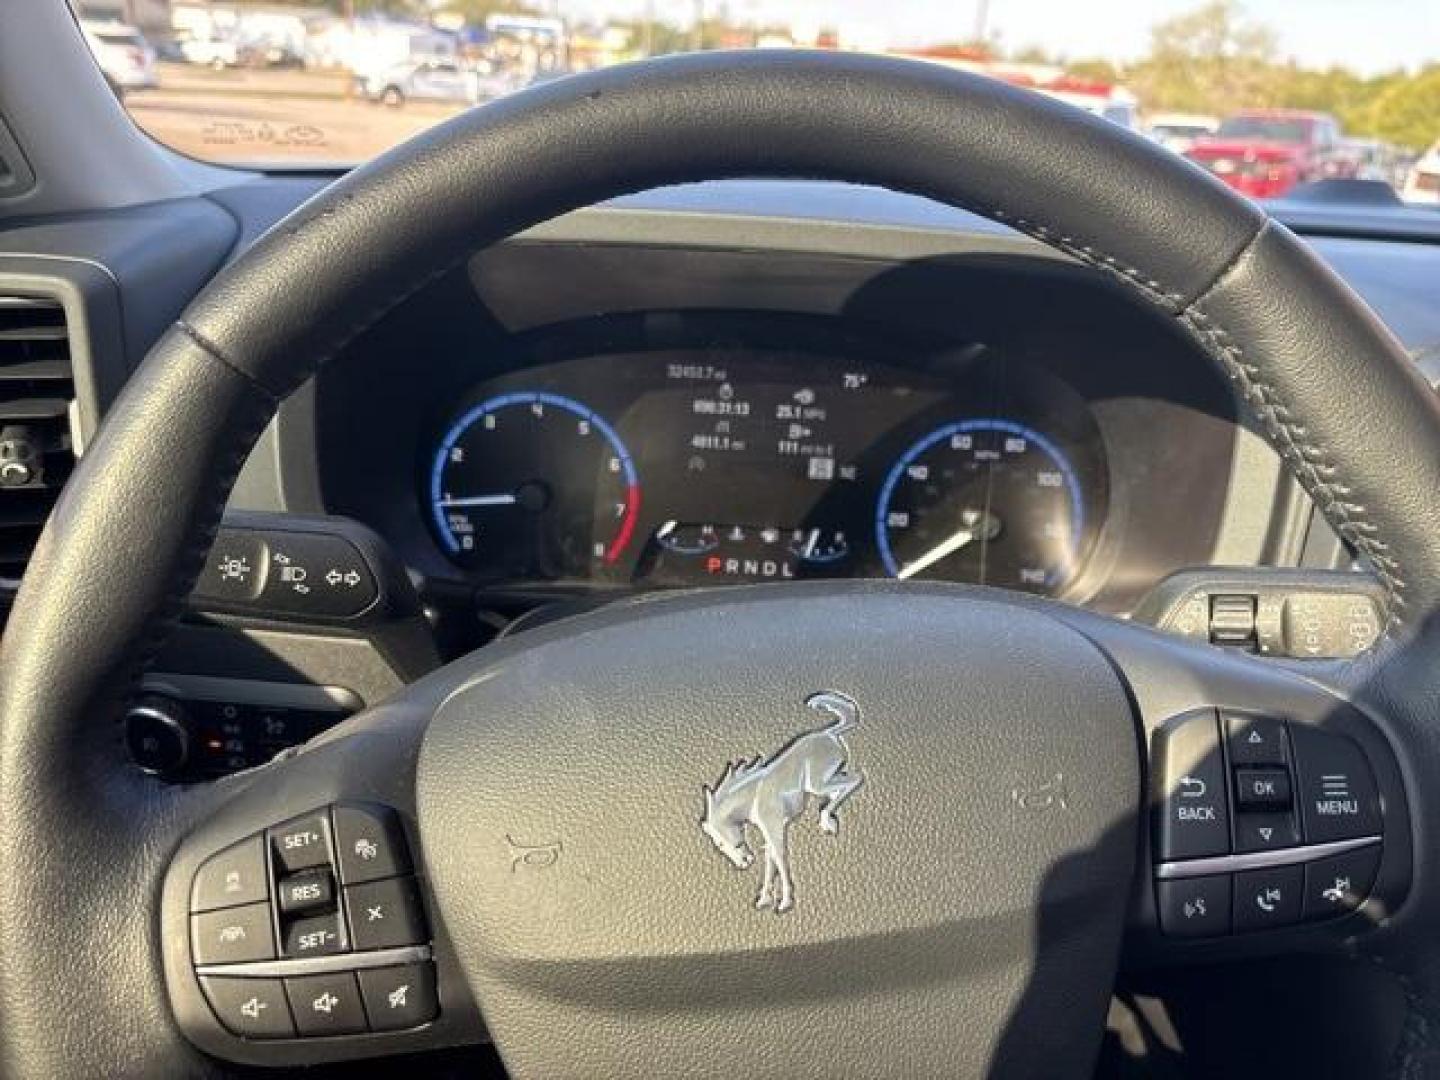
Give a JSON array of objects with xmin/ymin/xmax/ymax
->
[{"xmin": 5, "ymin": 51, "xmax": 1440, "ymax": 1079}]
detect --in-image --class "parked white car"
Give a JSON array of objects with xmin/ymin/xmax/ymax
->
[
  {"xmin": 1403, "ymin": 141, "xmax": 1440, "ymax": 205},
  {"xmin": 179, "ymin": 35, "xmax": 240, "ymax": 70},
  {"xmin": 1146, "ymin": 113, "xmax": 1220, "ymax": 155},
  {"xmin": 79, "ymin": 19, "xmax": 157, "ymax": 95}
]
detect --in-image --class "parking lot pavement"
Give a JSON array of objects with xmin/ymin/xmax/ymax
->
[{"xmin": 124, "ymin": 65, "xmax": 469, "ymax": 165}]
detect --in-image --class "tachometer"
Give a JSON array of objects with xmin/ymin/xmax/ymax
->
[
  {"xmin": 874, "ymin": 418, "xmax": 1086, "ymax": 593},
  {"xmin": 429, "ymin": 391, "xmax": 640, "ymax": 579}
]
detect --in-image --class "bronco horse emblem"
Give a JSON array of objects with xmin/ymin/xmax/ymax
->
[{"xmin": 700, "ymin": 691, "xmax": 864, "ymax": 914}]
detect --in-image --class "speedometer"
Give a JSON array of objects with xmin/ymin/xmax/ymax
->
[
  {"xmin": 874, "ymin": 418, "xmax": 1087, "ymax": 593},
  {"xmin": 429, "ymin": 391, "xmax": 641, "ymax": 580}
]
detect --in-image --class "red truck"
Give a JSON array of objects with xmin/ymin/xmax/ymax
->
[{"xmin": 1184, "ymin": 109, "xmax": 1345, "ymax": 199}]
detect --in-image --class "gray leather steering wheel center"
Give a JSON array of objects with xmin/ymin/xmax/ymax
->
[
  {"xmin": 418, "ymin": 590, "xmax": 1138, "ymax": 1075},
  {"xmin": 3, "ymin": 47, "xmax": 1439, "ymax": 1080}
]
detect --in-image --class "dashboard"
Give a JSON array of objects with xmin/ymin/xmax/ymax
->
[
  {"xmin": 314, "ymin": 233, "xmax": 1250, "ymax": 624},
  {"xmin": 423, "ymin": 320, "xmax": 1105, "ymax": 595}
]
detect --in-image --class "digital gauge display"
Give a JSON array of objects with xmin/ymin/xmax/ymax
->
[
  {"xmin": 425, "ymin": 338, "xmax": 1106, "ymax": 595},
  {"xmin": 430, "ymin": 391, "xmax": 641, "ymax": 579}
]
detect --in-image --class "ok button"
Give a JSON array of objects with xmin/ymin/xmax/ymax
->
[{"xmin": 1235, "ymin": 767, "xmax": 1292, "ymax": 809}]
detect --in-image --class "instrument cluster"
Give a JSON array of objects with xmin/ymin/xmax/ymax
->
[{"xmin": 423, "ymin": 330, "xmax": 1108, "ymax": 597}]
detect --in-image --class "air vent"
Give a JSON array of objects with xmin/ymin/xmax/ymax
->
[{"xmin": 0, "ymin": 296, "xmax": 76, "ymax": 584}]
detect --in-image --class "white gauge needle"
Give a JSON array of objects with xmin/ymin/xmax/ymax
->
[
  {"xmin": 439, "ymin": 493, "xmax": 518, "ymax": 508},
  {"xmin": 897, "ymin": 526, "xmax": 977, "ymax": 580}
]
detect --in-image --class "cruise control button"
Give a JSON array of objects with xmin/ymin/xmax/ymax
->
[
  {"xmin": 285, "ymin": 972, "xmax": 367, "ymax": 1037},
  {"xmin": 201, "ymin": 976, "xmax": 294, "ymax": 1039},
  {"xmin": 358, "ymin": 963, "xmax": 439, "ymax": 1031},
  {"xmin": 270, "ymin": 810, "xmax": 332, "ymax": 874},
  {"xmin": 1233, "ymin": 864, "xmax": 1303, "ymax": 932},
  {"xmin": 192, "ymin": 901, "xmax": 276, "ymax": 965},
  {"xmin": 1234, "ymin": 810, "xmax": 1300, "ymax": 854},
  {"xmin": 1224, "ymin": 713, "xmax": 1288, "ymax": 766},
  {"xmin": 1290, "ymin": 725, "xmax": 1381, "ymax": 842},
  {"xmin": 192, "ymin": 835, "xmax": 268, "ymax": 913},
  {"xmin": 333, "ymin": 803, "xmax": 412, "ymax": 885},
  {"xmin": 283, "ymin": 912, "xmax": 347, "ymax": 957},
  {"xmin": 344, "ymin": 877, "xmax": 427, "ymax": 950},
  {"xmin": 1153, "ymin": 710, "xmax": 1230, "ymax": 861},
  {"xmin": 1157, "ymin": 874, "xmax": 1231, "ymax": 938},
  {"xmin": 1303, "ymin": 843, "xmax": 1381, "ymax": 921},
  {"xmin": 1234, "ymin": 767, "xmax": 1292, "ymax": 809},
  {"xmin": 278, "ymin": 868, "xmax": 335, "ymax": 917}
]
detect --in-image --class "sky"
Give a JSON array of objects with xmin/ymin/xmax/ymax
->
[{"xmin": 597, "ymin": 0, "xmax": 1439, "ymax": 76}]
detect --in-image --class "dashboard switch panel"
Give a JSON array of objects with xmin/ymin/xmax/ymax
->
[{"xmin": 1153, "ymin": 709, "xmax": 1231, "ymax": 861}]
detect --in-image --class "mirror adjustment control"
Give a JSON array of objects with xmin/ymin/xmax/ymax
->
[
  {"xmin": 201, "ymin": 976, "xmax": 295, "ymax": 1039},
  {"xmin": 192, "ymin": 902, "xmax": 276, "ymax": 965},
  {"xmin": 192, "ymin": 835, "xmax": 268, "ymax": 913},
  {"xmin": 1153, "ymin": 710, "xmax": 1230, "ymax": 860},
  {"xmin": 1291, "ymin": 725, "xmax": 1382, "ymax": 842},
  {"xmin": 1157, "ymin": 875, "xmax": 1231, "ymax": 937}
]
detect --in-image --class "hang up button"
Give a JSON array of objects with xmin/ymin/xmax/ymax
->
[
  {"xmin": 1291, "ymin": 725, "xmax": 1381, "ymax": 843},
  {"xmin": 1153, "ymin": 709, "xmax": 1231, "ymax": 860}
]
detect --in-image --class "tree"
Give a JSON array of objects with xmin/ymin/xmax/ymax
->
[
  {"xmin": 1359, "ymin": 65, "xmax": 1440, "ymax": 151},
  {"xmin": 1129, "ymin": 1, "xmax": 1281, "ymax": 116},
  {"xmin": 1066, "ymin": 57, "xmax": 1120, "ymax": 85}
]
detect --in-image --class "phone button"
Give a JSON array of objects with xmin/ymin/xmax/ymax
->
[{"xmin": 1233, "ymin": 864, "xmax": 1303, "ymax": 932}]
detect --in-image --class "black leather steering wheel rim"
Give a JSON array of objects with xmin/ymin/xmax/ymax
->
[{"xmin": 4, "ymin": 49, "xmax": 1440, "ymax": 1078}]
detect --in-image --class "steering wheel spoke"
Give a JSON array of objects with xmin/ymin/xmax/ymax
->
[
  {"xmin": 159, "ymin": 695, "xmax": 488, "ymax": 1067},
  {"xmin": 1061, "ymin": 609, "xmax": 1411, "ymax": 958}
]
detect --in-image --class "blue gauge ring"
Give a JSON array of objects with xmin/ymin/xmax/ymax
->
[
  {"xmin": 429, "ymin": 390, "xmax": 639, "ymax": 558},
  {"xmin": 874, "ymin": 418, "xmax": 1085, "ymax": 579}
]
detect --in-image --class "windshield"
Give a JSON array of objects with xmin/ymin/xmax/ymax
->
[{"xmin": 88, "ymin": 0, "xmax": 1438, "ymax": 202}]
